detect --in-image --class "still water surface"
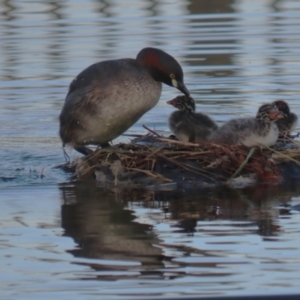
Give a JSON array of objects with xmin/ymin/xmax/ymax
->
[{"xmin": 1, "ymin": 0, "xmax": 300, "ymax": 298}]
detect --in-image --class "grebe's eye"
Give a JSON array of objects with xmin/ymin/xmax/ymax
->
[{"xmin": 170, "ymin": 73, "xmax": 178, "ymax": 88}]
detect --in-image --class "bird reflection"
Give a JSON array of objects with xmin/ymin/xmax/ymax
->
[
  {"xmin": 59, "ymin": 181, "xmax": 165, "ymax": 275},
  {"xmin": 174, "ymin": 218, "xmax": 198, "ymax": 236},
  {"xmin": 153, "ymin": 183, "xmax": 299, "ymax": 238}
]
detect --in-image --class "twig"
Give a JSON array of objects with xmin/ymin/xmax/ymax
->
[
  {"xmin": 125, "ymin": 167, "xmax": 173, "ymax": 182},
  {"xmin": 227, "ymin": 147, "xmax": 256, "ymax": 183},
  {"xmin": 142, "ymin": 125, "xmax": 162, "ymax": 137},
  {"xmin": 267, "ymin": 146, "xmax": 300, "ymax": 166},
  {"xmin": 161, "ymin": 150, "xmax": 211, "ymax": 156},
  {"xmin": 157, "ymin": 153, "xmax": 218, "ymax": 182},
  {"xmin": 157, "ymin": 137, "xmax": 200, "ymax": 147},
  {"xmin": 122, "ymin": 133, "xmax": 144, "ymax": 137}
]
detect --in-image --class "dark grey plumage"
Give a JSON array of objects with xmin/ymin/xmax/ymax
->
[
  {"xmin": 167, "ymin": 95, "xmax": 218, "ymax": 142},
  {"xmin": 210, "ymin": 103, "xmax": 284, "ymax": 147},
  {"xmin": 59, "ymin": 47, "xmax": 189, "ymax": 155},
  {"xmin": 273, "ymin": 100, "xmax": 298, "ymax": 136}
]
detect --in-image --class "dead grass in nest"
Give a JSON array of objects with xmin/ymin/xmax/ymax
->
[{"xmin": 66, "ymin": 129, "xmax": 300, "ymax": 187}]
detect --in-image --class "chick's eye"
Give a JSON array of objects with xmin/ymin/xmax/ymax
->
[{"xmin": 170, "ymin": 73, "xmax": 176, "ymax": 79}]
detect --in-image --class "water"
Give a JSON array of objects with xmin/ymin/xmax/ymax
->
[{"xmin": 1, "ymin": 0, "xmax": 300, "ymax": 298}]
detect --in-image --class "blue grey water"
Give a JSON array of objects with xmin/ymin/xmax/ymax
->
[{"xmin": 1, "ymin": 0, "xmax": 300, "ymax": 299}]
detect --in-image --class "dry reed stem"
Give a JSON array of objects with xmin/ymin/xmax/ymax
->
[
  {"xmin": 125, "ymin": 167, "xmax": 173, "ymax": 183},
  {"xmin": 156, "ymin": 153, "xmax": 219, "ymax": 182},
  {"xmin": 143, "ymin": 125, "xmax": 162, "ymax": 137},
  {"xmin": 227, "ymin": 147, "xmax": 256, "ymax": 183},
  {"xmin": 268, "ymin": 147, "xmax": 300, "ymax": 165}
]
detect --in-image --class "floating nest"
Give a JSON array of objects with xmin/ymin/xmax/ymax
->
[{"xmin": 63, "ymin": 128, "xmax": 300, "ymax": 189}]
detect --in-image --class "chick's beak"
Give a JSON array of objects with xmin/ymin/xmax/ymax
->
[
  {"xmin": 167, "ymin": 99, "xmax": 175, "ymax": 105},
  {"xmin": 270, "ymin": 110, "xmax": 284, "ymax": 120}
]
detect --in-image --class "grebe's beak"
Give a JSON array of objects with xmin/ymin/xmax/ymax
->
[{"xmin": 176, "ymin": 81, "xmax": 190, "ymax": 96}]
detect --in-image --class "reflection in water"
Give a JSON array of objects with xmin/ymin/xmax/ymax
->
[
  {"xmin": 45, "ymin": 2, "xmax": 69, "ymax": 75},
  {"xmin": 268, "ymin": 0, "xmax": 293, "ymax": 91},
  {"xmin": 60, "ymin": 181, "xmax": 300, "ymax": 283},
  {"xmin": 60, "ymin": 182, "xmax": 165, "ymax": 275},
  {"xmin": 186, "ymin": 0, "xmax": 237, "ymax": 67},
  {"xmin": 188, "ymin": 0, "xmax": 235, "ymax": 14},
  {"xmin": 153, "ymin": 183, "xmax": 299, "ymax": 238},
  {"xmin": 1, "ymin": 0, "xmax": 16, "ymax": 21},
  {"xmin": 45, "ymin": 1, "xmax": 66, "ymax": 20},
  {"xmin": 184, "ymin": 0, "xmax": 241, "ymax": 110},
  {"xmin": 164, "ymin": 185, "xmax": 290, "ymax": 237}
]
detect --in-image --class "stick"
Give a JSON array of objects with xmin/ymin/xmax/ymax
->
[
  {"xmin": 227, "ymin": 147, "xmax": 256, "ymax": 183},
  {"xmin": 142, "ymin": 125, "xmax": 162, "ymax": 137}
]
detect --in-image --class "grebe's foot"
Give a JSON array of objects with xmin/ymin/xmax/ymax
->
[
  {"xmin": 100, "ymin": 142, "xmax": 111, "ymax": 148},
  {"xmin": 96, "ymin": 142, "xmax": 111, "ymax": 149},
  {"xmin": 74, "ymin": 146, "xmax": 94, "ymax": 156}
]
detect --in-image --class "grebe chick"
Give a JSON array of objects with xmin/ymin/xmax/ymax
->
[{"xmin": 167, "ymin": 95, "xmax": 218, "ymax": 142}]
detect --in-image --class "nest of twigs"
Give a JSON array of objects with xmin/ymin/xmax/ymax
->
[{"xmin": 65, "ymin": 128, "xmax": 300, "ymax": 189}]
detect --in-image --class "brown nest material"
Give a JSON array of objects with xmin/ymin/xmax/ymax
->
[{"xmin": 66, "ymin": 129, "xmax": 300, "ymax": 189}]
